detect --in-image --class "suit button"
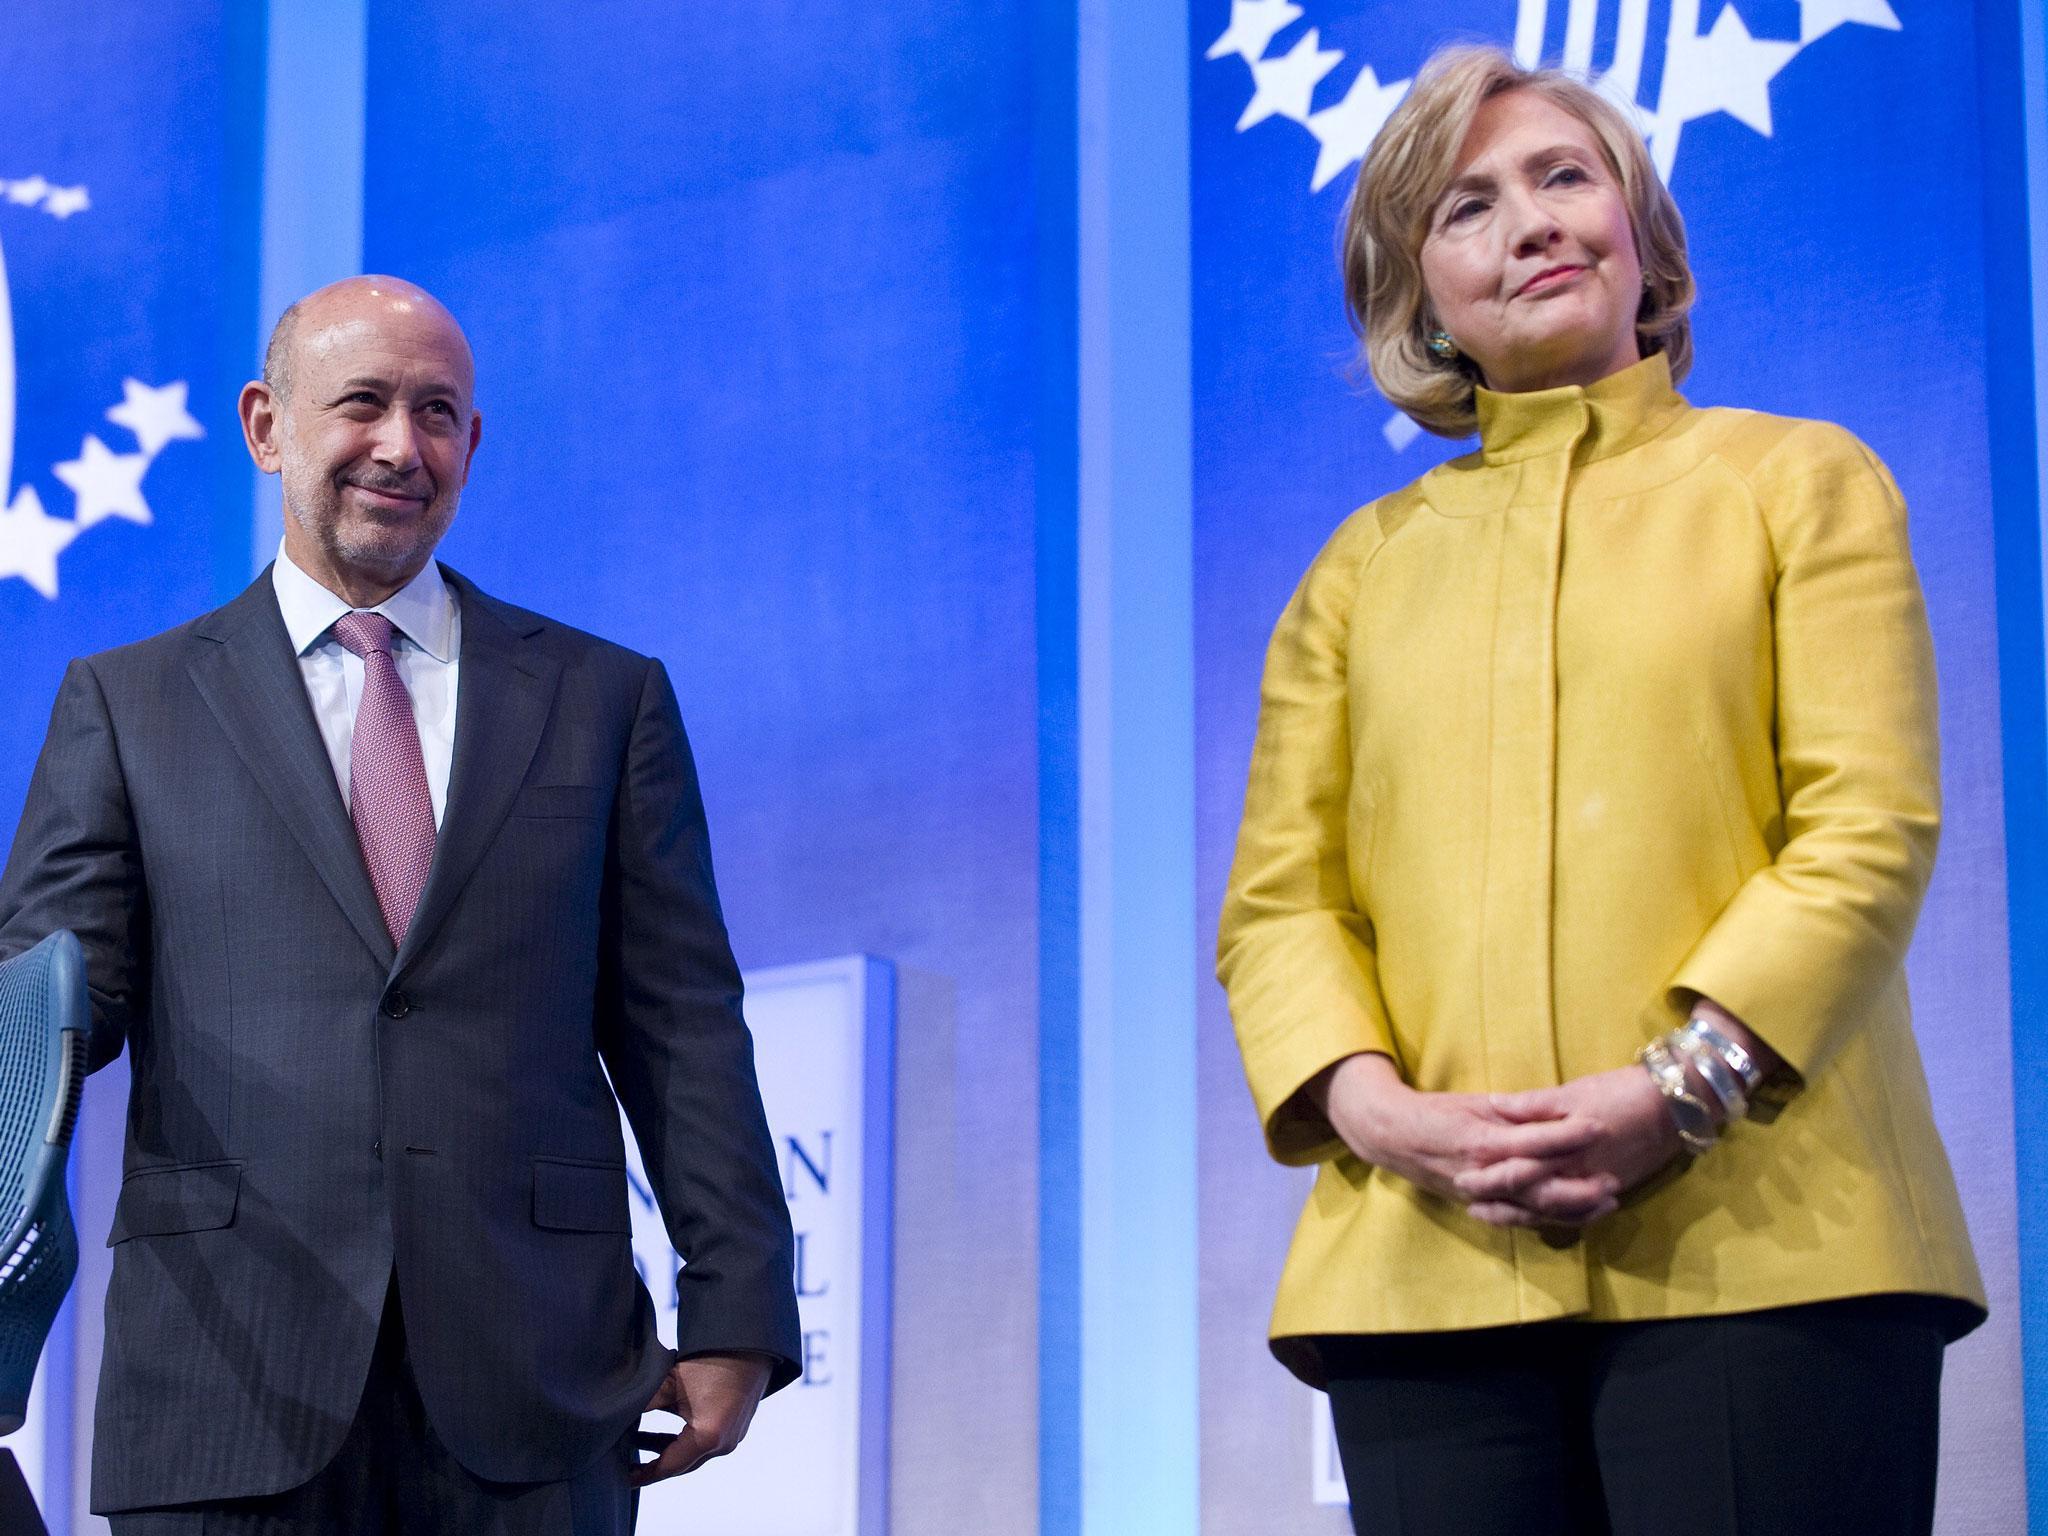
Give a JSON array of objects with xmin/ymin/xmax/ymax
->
[
  {"xmin": 381, "ymin": 991, "xmax": 412, "ymax": 1019},
  {"xmin": 373, "ymin": 1138, "xmax": 383, "ymax": 1160}
]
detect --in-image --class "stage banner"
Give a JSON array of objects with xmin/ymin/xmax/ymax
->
[
  {"xmin": 623, "ymin": 955, "xmax": 894, "ymax": 1536},
  {"xmin": 0, "ymin": 6, "xmax": 261, "ymax": 1523},
  {"xmin": 358, "ymin": 6, "xmax": 1045, "ymax": 1528},
  {"xmin": 1190, "ymin": 4, "xmax": 2024, "ymax": 1532}
]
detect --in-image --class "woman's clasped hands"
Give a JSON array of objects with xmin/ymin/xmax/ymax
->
[{"xmin": 1307, "ymin": 1051, "xmax": 1685, "ymax": 1230}]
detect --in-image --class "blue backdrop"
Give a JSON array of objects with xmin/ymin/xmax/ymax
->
[
  {"xmin": 0, "ymin": 3, "xmax": 260, "ymax": 821},
  {"xmin": 357, "ymin": 6, "xmax": 1046, "ymax": 1532}
]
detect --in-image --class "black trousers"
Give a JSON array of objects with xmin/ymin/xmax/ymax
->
[
  {"xmin": 109, "ymin": 1276, "xmax": 640, "ymax": 1536},
  {"xmin": 1323, "ymin": 1294, "xmax": 1950, "ymax": 1536}
]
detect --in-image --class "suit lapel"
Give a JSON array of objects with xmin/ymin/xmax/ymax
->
[
  {"xmin": 187, "ymin": 571, "xmax": 395, "ymax": 969},
  {"xmin": 393, "ymin": 570, "xmax": 561, "ymax": 976}
]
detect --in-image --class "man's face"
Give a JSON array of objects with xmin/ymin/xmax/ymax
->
[{"xmin": 272, "ymin": 296, "xmax": 480, "ymax": 590}]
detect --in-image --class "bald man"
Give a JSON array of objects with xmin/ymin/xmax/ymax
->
[{"xmin": 0, "ymin": 278, "xmax": 799, "ymax": 1533}]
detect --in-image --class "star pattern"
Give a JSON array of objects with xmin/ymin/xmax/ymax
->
[
  {"xmin": 1798, "ymin": 0, "xmax": 1901, "ymax": 45},
  {"xmin": 1206, "ymin": 2, "xmax": 1906, "ymax": 454},
  {"xmin": 0, "ymin": 378, "xmax": 199, "ymax": 597},
  {"xmin": 41, "ymin": 185, "xmax": 89, "ymax": 219},
  {"xmin": 1238, "ymin": 28, "xmax": 1343, "ymax": 132},
  {"xmin": 107, "ymin": 378, "xmax": 204, "ymax": 455},
  {"xmin": 1212, "ymin": 0, "xmax": 1905, "ymax": 194},
  {"xmin": 1306, "ymin": 65, "xmax": 1410, "ymax": 193},
  {"xmin": 2, "ymin": 179, "xmax": 174, "ymax": 598},
  {"xmin": 0, "ymin": 486, "xmax": 81, "ymax": 600},
  {"xmin": 1205, "ymin": 0, "xmax": 1303, "ymax": 63},
  {"xmin": 3, "ymin": 174, "xmax": 93, "ymax": 219},
  {"xmin": 55, "ymin": 435, "xmax": 153, "ymax": 529},
  {"xmin": 1658, "ymin": 4, "xmax": 1801, "ymax": 138}
]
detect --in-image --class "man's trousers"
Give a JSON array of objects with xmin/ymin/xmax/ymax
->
[{"xmin": 108, "ymin": 1276, "xmax": 641, "ymax": 1536}]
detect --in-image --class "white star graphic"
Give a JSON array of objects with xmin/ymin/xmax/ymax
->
[
  {"xmin": 1206, "ymin": 0, "xmax": 1303, "ymax": 63},
  {"xmin": 1382, "ymin": 411, "xmax": 1423, "ymax": 452},
  {"xmin": 42, "ymin": 184, "xmax": 89, "ymax": 219},
  {"xmin": 1658, "ymin": 4, "xmax": 1800, "ymax": 137},
  {"xmin": 1238, "ymin": 28, "xmax": 1343, "ymax": 132},
  {"xmin": 106, "ymin": 378, "xmax": 204, "ymax": 456},
  {"xmin": 0, "ymin": 486, "xmax": 81, "ymax": 599},
  {"xmin": 1209, "ymin": 0, "xmax": 1906, "ymax": 223},
  {"xmin": 1306, "ymin": 66, "xmax": 1410, "ymax": 192},
  {"xmin": 5, "ymin": 176, "xmax": 49, "ymax": 206},
  {"xmin": 54, "ymin": 435, "xmax": 153, "ymax": 529},
  {"xmin": 1798, "ymin": 0, "xmax": 1901, "ymax": 45}
]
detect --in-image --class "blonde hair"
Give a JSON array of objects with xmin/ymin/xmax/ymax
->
[{"xmin": 1340, "ymin": 44, "xmax": 1695, "ymax": 438}]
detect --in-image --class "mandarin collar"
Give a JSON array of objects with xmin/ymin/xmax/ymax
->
[{"xmin": 1473, "ymin": 352, "xmax": 1687, "ymax": 466}]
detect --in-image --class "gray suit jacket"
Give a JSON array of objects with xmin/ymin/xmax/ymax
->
[{"xmin": 0, "ymin": 567, "xmax": 799, "ymax": 1512}]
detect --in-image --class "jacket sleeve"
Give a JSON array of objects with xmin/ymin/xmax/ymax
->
[
  {"xmin": 0, "ymin": 658, "xmax": 148, "ymax": 1072},
  {"xmin": 595, "ymin": 656, "xmax": 801, "ymax": 1392},
  {"xmin": 1663, "ymin": 426, "xmax": 1940, "ymax": 1087},
  {"xmin": 1217, "ymin": 515, "xmax": 1397, "ymax": 1165}
]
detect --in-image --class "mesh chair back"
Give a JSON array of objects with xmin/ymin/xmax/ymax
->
[{"xmin": 0, "ymin": 932, "xmax": 88, "ymax": 1437}]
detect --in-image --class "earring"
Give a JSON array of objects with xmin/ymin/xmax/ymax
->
[{"xmin": 1426, "ymin": 329, "xmax": 1457, "ymax": 360}]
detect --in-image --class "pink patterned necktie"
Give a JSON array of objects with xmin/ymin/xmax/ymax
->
[{"xmin": 331, "ymin": 611, "xmax": 436, "ymax": 944}]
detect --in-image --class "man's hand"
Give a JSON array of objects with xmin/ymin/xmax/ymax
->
[
  {"xmin": 1308, "ymin": 1052, "xmax": 1619, "ymax": 1228},
  {"xmin": 632, "ymin": 1351, "xmax": 774, "ymax": 1487}
]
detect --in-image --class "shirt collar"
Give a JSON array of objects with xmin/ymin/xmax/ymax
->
[
  {"xmin": 1472, "ymin": 351, "xmax": 1687, "ymax": 466},
  {"xmin": 272, "ymin": 542, "xmax": 458, "ymax": 663}
]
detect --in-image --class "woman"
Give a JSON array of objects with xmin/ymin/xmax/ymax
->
[{"xmin": 1216, "ymin": 44, "xmax": 1985, "ymax": 1536}]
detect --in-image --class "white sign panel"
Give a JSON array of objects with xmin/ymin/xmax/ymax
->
[
  {"xmin": 1311, "ymin": 1389, "xmax": 1346, "ymax": 1506},
  {"xmin": 624, "ymin": 955, "xmax": 893, "ymax": 1536}
]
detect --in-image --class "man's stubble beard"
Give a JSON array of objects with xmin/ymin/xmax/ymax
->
[{"xmin": 282, "ymin": 460, "xmax": 460, "ymax": 588}]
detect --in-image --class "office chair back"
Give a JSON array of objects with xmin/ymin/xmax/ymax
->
[{"xmin": 0, "ymin": 931, "xmax": 89, "ymax": 1437}]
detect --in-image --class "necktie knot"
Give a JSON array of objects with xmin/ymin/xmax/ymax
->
[{"xmin": 332, "ymin": 610, "xmax": 398, "ymax": 660}]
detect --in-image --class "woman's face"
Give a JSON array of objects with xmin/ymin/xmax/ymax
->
[{"xmin": 1418, "ymin": 89, "xmax": 1644, "ymax": 395}]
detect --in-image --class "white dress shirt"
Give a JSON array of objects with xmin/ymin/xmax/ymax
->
[{"xmin": 271, "ymin": 543, "xmax": 462, "ymax": 828}]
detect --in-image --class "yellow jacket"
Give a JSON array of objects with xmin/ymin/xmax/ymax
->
[{"xmin": 1217, "ymin": 354, "xmax": 1985, "ymax": 1382}]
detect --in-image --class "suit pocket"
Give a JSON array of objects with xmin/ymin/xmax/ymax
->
[
  {"xmin": 107, "ymin": 1160, "xmax": 242, "ymax": 1244},
  {"xmin": 532, "ymin": 1157, "xmax": 631, "ymax": 1233},
  {"xmin": 514, "ymin": 783, "xmax": 610, "ymax": 820}
]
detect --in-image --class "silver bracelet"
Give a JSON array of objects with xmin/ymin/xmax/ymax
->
[
  {"xmin": 1673, "ymin": 1031, "xmax": 1747, "ymax": 1121},
  {"xmin": 1639, "ymin": 1037, "xmax": 1718, "ymax": 1156},
  {"xmin": 1680, "ymin": 1016, "xmax": 1764, "ymax": 1098}
]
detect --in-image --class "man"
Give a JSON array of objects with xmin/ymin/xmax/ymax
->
[{"xmin": 0, "ymin": 277, "xmax": 798, "ymax": 1532}]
